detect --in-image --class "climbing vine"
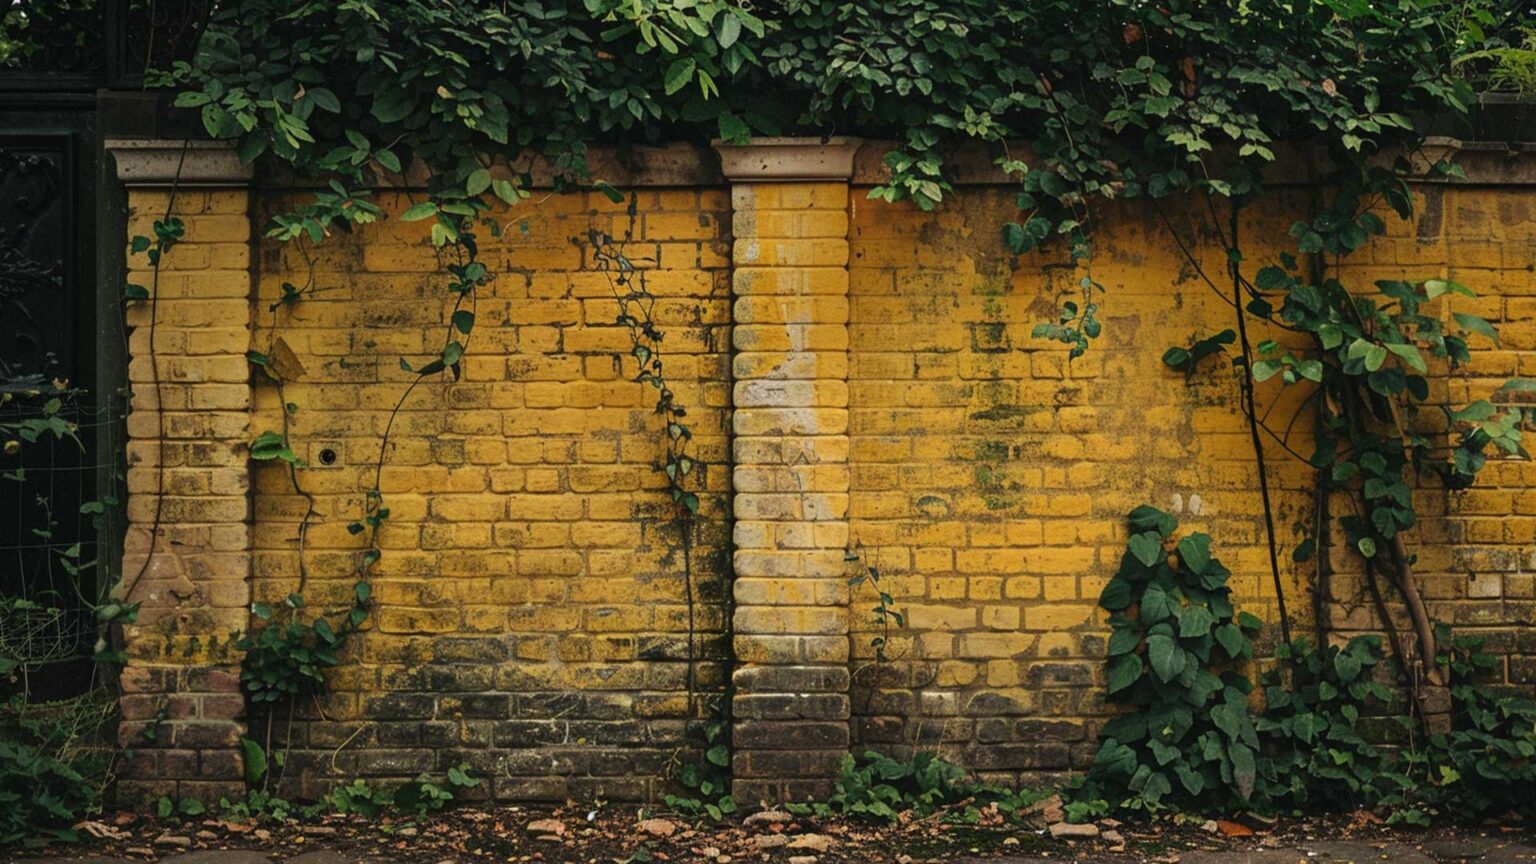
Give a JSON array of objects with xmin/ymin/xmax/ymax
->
[{"xmin": 582, "ymin": 195, "xmax": 723, "ymax": 818}]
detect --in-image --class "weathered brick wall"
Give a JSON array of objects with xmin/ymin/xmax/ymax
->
[
  {"xmin": 112, "ymin": 138, "xmax": 1536, "ymax": 802},
  {"xmin": 843, "ymin": 177, "xmax": 1536, "ymax": 786},
  {"xmin": 247, "ymin": 187, "xmax": 734, "ymax": 801}
]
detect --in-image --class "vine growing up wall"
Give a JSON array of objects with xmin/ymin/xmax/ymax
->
[{"xmin": 581, "ymin": 193, "xmax": 726, "ymax": 818}]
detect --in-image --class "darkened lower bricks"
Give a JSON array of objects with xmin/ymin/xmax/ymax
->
[{"xmin": 118, "ymin": 663, "xmax": 247, "ymax": 804}]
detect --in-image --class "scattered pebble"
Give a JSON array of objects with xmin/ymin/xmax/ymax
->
[
  {"xmin": 302, "ymin": 825, "xmax": 338, "ymax": 837},
  {"xmin": 526, "ymin": 818, "xmax": 567, "ymax": 837},
  {"xmin": 636, "ymin": 817, "xmax": 679, "ymax": 838},
  {"xmin": 751, "ymin": 833, "xmax": 791, "ymax": 850},
  {"xmin": 1048, "ymin": 821, "xmax": 1101, "ymax": 840},
  {"xmin": 787, "ymin": 834, "xmax": 833, "ymax": 853},
  {"xmin": 743, "ymin": 810, "xmax": 793, "ymax": 829}
]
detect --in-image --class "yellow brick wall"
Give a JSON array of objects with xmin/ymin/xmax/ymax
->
[
  {"xmin": 844, "ymin": 182, "xmax": 1536, "ymax": 785},
  {"xmin": 114, "ymin": 139, "xmax": 1536, "ymax": 802},
  {"xmin": 247, "ymin": 188, "xmax": 732, "ymax": 800}
]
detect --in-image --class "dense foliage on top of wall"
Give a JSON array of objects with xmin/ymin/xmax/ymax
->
[{"xmin": 169, "ymin": 0, "xmax": 1498, "ymax": 224}]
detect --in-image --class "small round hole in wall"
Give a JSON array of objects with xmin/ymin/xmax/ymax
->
[{"xmin": 318, "ymin": 448, "xmax": 338, "ymax": 466}]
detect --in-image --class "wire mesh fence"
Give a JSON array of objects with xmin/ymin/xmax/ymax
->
[{"xmin": 0, "ymin": 380, "xmax": 125, "ymax": 701}]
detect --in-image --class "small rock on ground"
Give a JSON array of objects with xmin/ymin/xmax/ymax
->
[
  {"xmin": 743, "ymin": 810, "xmax": 793, "ymax": 829},
  {"xmin": 635, "ymin": 818, "xmax": 678, "ymax": 838},
  {"xmin": 525, "ymin": 818, "xmax": 566, "ymax": 837},
  {"xmin": 787, "ymin": 834, "xmax": 834, "ymax": 853},
  {"xmin": 1047, "ymin": 822, "xmax": 1100, "ymax": 840}
]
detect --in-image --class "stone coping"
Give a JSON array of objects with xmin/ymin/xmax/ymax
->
[
  {"xmin": 106, "ymin": 139, "xmax": 253, "ymax": 187},
  {"xmin": 101, "ymin": 136, "xmax": 1536, "ymax": 192}
]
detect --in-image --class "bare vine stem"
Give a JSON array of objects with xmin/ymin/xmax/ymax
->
[
  {"xmin": 1224, "ymin": 199, "xmax": 1293, "ymax": 648},
  {"xmin": 583, "ymin": 191, "xmax": 715, "ymax": 784}
]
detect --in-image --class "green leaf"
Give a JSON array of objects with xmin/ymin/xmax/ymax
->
[
  {"xmin": 1142, "ymin": 770, "xmax": 1173, "ymax": 803},
  {"xmin": 1386, "ymin": 342, "xmax": 1427, "ymax": 373},
  {"xmin": 241, "ymin": 737, "xmax": 267, "ymax": 785},
  {"xmin": 452, "ymin": 310, "xmax": 475, "ymax": 334},
  {"xmin": 1128, "ymin": 532, "xmax": 1164, "ymax": 568},
  {"xmin": 1107, "ymin": 654, "xmax": 1143, "ymax": 693},
  {"xmin": 716, "ymin": 13, "xmax": 742, "ymax": 47},
  {"xmin": 1099, "ymin": 578, "xmax": 1134, "ymax": 611},
  {"xmin": 1141, "ymin": 582, "xmax": 1174, "ymax": 624},
  {"xmin": 1175, "ymin": 764, "xmax": 1205, "ymax": 796},
  {"xmin": 466, "ymin": 168, "xmax": 492, "ymax": 196},
  {"xmin": 307, "ymin": 87, "xmax": 341, "ymax": 113},
  {"xmin": 1146, "ymin": 633, "xmax": 1185, "ymax": 682},
  {"xmin": 1214, "ymin": 623, "xmax": 1246, "ymax": 657},
  {"xmin": 1454, "ymin": 312, "xmax": 1499, "ymax": 343},
  {"xmin": 1334, "ymin": 649, "xmax": 1363, "ymax": 682},
  {"xmin": 717, "ymin": 111, "xmax": 750, "ymax": 142},
  {"xmin": 594, "ymin": 181, "xmax": 626, "ymax": 204},
  {"xmin": 400, "ymin": 201, "xmax": 438, "ymax": 222},
  {"xmin": 1127, "ymin": 506, "xmax": 1177, "ymax": 536},
  {"xmin": 375, "ymin": 148, "xmax": 403, "ymax": 174},
  {"xmin": 1424, "ymin": 279, "xmax": 1474, "ymax": 299},
  {"xmin": 1365, "ymin": 344, "xmax": 1387, "ymax": 371},
  {"xmin": 1178, "ymin": 605, "xmax": 1215, "ymax": 638},
  {"xmin": 371, "ymin": 89, "xmax": 416, "ymax": 123},
  {"xmin": 664, "ymin": 58, "xmax": 696, "ymax": 95},
  {"xmin": 1107, "ymin": 626, "xmax": 1142, "ymax": 657},
  {"xmin": 1229, "ymin": 742, "xmax": 1257, "ymax": 800},
  {"xmin": 1176, "ymin": 533, "xmax": 1211, "ymax": 574}
]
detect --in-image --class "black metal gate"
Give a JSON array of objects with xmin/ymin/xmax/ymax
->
[{"xmin": 0, "ymin": 1, "xmax": 209, "ymax": 700}]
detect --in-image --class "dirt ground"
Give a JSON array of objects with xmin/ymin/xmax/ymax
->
[{"xmin": 8, "ymin": 805, "xmax": 1536, "ymax": 864}]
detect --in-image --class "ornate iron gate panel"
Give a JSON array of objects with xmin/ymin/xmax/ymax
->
[{"xmin": 0, "ymin": 133, "xmax": 79, "ymax": 379}]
